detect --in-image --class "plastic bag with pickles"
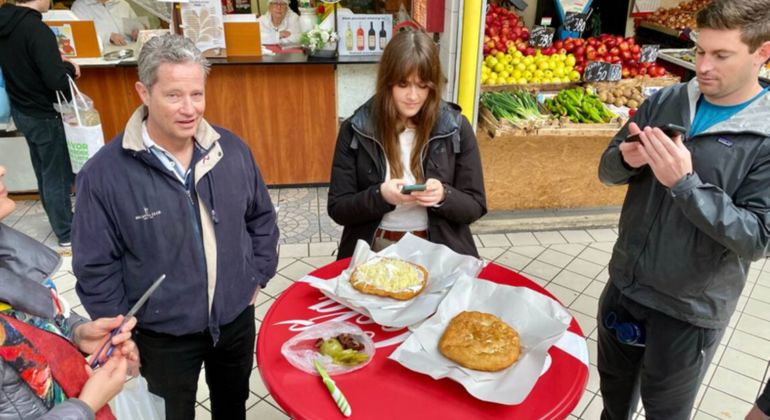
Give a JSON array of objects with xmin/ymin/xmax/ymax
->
[
  {"xmin": 54, "ymin": 91, "xmax": 101, "ymax": 127},
  {"xmin": 281, "ymin": 321, "xmax": 376, "ymax": 376}
]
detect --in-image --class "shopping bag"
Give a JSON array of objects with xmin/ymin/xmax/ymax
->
[
  {"xmin": 109, "ymin": 375, "xmax": 166, "ymax": 420},
  {"xmin": 0, "ymin": 68, "xmax": 11, "ymax": 125},
  {"xmin": 55, "ymin": 76, "xmax": 104, "ymax": 173}
]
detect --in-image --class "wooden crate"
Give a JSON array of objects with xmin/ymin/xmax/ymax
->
[
  {"xmin": 478, "ymin": 89, "xmax": 557, "ymax": 138},
  {"xmin": 481, "ymin": 81, "xmax": 579, "ymax": 93}
]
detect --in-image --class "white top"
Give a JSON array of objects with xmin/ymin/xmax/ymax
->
[
  {"xmin": 71, "ymin": 0, "xmax": 137, "ymax": 47},
  {"xmin": 380, "ymin": 128, "xmax": 429, "ymax": 232},
  {"xmin": 142, "ymin": 121, "xmax": 191, "ymax": 184},
  {"xmin": 258, "ymin": 11, "xmax": 301, "ymax": 45}
]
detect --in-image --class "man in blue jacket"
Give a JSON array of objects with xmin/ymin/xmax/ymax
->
[{"xmin": 72, "ymin": 35, "xmax": 279, "ymax": 420}]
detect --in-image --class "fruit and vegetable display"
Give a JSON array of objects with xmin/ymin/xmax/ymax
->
[
  {"xmin": 556, "ymin": 35, "xmax": 669, "ymax": 79},
  {"xmin": 315, "ymin": 334, "xmax": 370, "ymax": 366},
  {"xmin": 543, "ymin": 88, "xmax": 616, "ymax": 124},
  {"xmin": 643, "ymin": 0, "xmax": 711, "ymax": 31},
  {"xmin": 480, "ymin": 90, "xmax": 550, "ymax": 129},
  {"xmin": 592, "ymin": 85, "xmax": 646, "ymax": 110},
  {"xmin": 483, "ymin": 4, "xmax": 530, "ymax": 58},
  {"xmin": 481, "ymin": 51, "xmax": 581, "ymax": 85}
]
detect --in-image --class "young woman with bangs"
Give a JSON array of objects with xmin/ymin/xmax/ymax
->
[{"xmin": 328, "ymin": 30, "xmax": 487, "ymax": 259}]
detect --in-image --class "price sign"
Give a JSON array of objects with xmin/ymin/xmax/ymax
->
[
  {"xmin": 563, "ymin": 11, "xmax": 588, "ymax": 33},
  {"xmin": 529, "ymin": 25, "xmax": 555, "ymax": 48},
  {"xmin": 640, "ymin": 45, "xmax": 660, "ymax": 63},
  {"xmin": 583, "ymin": 62, "xmax": 622, "ymax": 82}
]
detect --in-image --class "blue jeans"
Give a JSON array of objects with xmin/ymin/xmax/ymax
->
[{"xmin": 12, "ymin": 108, "xmax": 74, "ymax": 242}]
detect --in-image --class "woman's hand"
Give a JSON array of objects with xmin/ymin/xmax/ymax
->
[
  {"xmin": 73, "ymin": 315, "xmax": 136, "ymax": 355},
  {"xmin": 381, "ymin": 179, "xmax": 416, "ymax": 206},
  {"xmin": 110, "ymin": 33, "xmax": 127, "ymax": 46},
  {"xmin": 279, "ymin": 30, "xmax": 291, "ymax": 39},
  {"xmin": 411, "ymin": 179, "xmax": 445, "ymax": 207},
  {"xmin": 80, "ymin": 356, "xmax": 128, "ymax": 414}
]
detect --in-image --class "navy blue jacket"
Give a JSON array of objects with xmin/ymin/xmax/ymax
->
[{"xmin": 73, "ymin": 107, "xmax": 279, "ymax": 341}]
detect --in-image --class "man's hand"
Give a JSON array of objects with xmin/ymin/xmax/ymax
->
[
  {"xmin": 746, "ymin": 404, "xmax": 770, "ymax": 420},
  {"xmin": 110, "ymin": 33, "xmax": 127, "ymax": 46},
  {"xmin": 381, "ymin": 179, "xmax": 417, "ymax": 206},
  {"xmin": 62, "ymin": 57, "xmax": 81, "ymax": 79},
  {"xmin": 411, "ymin": 178, "xmax": 445, "ymax": 207},
  {"xmin": 279, "ymin": 30, "xmax": 291, "ymax": 39},
  {"xmin": 80, "ymin": 356, "xmax": 127, "ymax": 413},
  {"xmin": 131, "ymin": 28, "xmax": 139, "ymax": 41},
  {"xmin": 619, "ymin": 123, "xmax": 649, "ymax": 169},
  {"xmin": 637, "ymin": 126, "xmax": 693, "ymax": 188}
]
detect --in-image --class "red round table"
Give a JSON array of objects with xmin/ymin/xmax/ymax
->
[{"xmin": 257, "ymin": 259, "xmax": 588, "ymax": 420}]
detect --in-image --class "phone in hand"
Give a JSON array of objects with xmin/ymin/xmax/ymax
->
[
  {"xmin": 625, "ymin": 123, "xmax": 686, "ymax": 143},
  {"xmin": 401, "ymin": 184, "xmax": 427, "ymax": 194}
]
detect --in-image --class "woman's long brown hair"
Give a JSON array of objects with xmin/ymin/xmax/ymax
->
[{"xmin": 373, "ymin": 31, "xmax": 445, "ymax": 184}]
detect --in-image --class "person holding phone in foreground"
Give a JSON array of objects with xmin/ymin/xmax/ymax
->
[
  {"xmin": 596, "ymin": 0, "xmax": 770, "ymax": 418},
  {"xmin": 328, "ymin": 30, "xmax": 487, "ymax": 259}
]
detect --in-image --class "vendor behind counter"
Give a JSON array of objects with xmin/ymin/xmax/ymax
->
[{"xmin": 258, "ymin": 0, "xmax": 299, "ymax": 46}]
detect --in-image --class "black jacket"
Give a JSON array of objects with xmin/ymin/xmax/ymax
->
[
  {"xmin": 599, "ymin": 80, "xmax": 770, "ymax": 329},
  {"xmin": 0, "ymin": 4, "xmax": 76, "ymax": 119},
  {"xmin": 328, "ymin": 99, "xmax": 487, "ymax": 259}
]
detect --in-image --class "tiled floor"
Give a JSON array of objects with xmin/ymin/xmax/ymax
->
[{"xmin": 6, "ymin": 194, "xmax": 770, "ymax": 420}]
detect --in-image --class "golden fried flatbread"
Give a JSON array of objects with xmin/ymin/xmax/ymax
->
[
  {"xmin": 350, "ymin": 258, "xmax": 428, "ymax": 300},
  {"xmin": 439, "ymin": 311, "xmax": 520, "ymax": 372}
]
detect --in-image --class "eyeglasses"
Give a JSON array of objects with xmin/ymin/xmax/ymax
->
[{"xmin": 270, "ymin": 3, "xmax": 288, "ymax": 7}]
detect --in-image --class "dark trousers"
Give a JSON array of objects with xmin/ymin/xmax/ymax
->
[
  {"xmin": 11, "ymin": 108, "xmax": 74, "ymax": 242},
  {"xmin": 135, "ymin": 305, "xmax": 256, "ymax": 420},
  {"xmin": 597, "ymin": 282, "xmax": 725, "ymax": 420}
]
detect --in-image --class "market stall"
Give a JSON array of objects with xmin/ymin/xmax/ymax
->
[{"xmin": 474, "ymin": 4, "xmax": 680, "ymax": 211}]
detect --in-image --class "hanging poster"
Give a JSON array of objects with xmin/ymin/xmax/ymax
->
[
  {"xmin": 181, "ymin": 0, "xmax": 227, "ymax": 57},
  {"xmin": 50, "ymin": 24, "xmax": 77, "ymax": 57},
  {"xmin": 339, "ymin": 15, "xmax": 392, "ymax": 56}
]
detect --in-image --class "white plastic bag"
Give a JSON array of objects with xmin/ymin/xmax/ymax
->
[
  {"xmin": 109, "ymin": 375, "xmax": 166, "ymax": 420},
  {"xmin": 55, "ymin": 76, "xmax": 104, "ymax": 173},
  {"xmin": 281, "ymin": 321, "xmax": 375, "ymax": 376}
]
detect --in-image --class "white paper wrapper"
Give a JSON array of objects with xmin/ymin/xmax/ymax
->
[
  {"xmin": 305, "ymin": 234, "xmax": 485, "ymax": 328},
  {"xmin": 389, "ymin": 275, "xmax": 573, "ymax": 405}
]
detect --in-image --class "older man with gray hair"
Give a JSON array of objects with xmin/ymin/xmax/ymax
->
[{"xmin": 72, "ymin": 35, "xmax": 279, "ymax": 420}]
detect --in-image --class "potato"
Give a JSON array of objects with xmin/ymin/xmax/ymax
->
[
  {"xmin": 624, "ymin": 88, "xmax": 634, "ymax": 98},
  {"xmin": 599, "ymin": 92, "xmax": 609, "ymax": 102},
  {"xmin": 614, "ymin": 88, "xmax": 624, "ymax": 97},
  {"xmin": 627, "ymin": 99, "xmax": 640, "ymax": 109},
  {"xmin": 607, "ymin": 94, "xmax": 616, "ymax": 104},
  {"xmin": 614, "ymin": 98, "xmax": 625, "ymax": 107}
]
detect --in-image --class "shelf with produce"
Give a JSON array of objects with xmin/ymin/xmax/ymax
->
[{"xmin": 658, "ymin": 49, "xmax": 770, "ymax": 84}]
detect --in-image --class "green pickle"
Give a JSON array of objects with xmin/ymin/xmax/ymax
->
[{"xmin": 318, "ymin": 338, "xmax": 370, "ymax": 366}]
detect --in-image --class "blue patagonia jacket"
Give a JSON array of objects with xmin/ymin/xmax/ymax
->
[{"xmin": 72, "ymin": 106, "xmax": 279, "ymax": 342}]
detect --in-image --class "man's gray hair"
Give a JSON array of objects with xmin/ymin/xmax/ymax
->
[{"xmin": 138, "ymin": 35, "xmax": 211, "ymax": 91}]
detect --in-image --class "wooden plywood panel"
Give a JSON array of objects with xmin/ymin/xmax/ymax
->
[
  {"xmin": 203, "ymin": 64, "xmax": 337, "ymax": 185},
  {"xmin": 77, "ymin": 67, "xmax": 133, "ymax": 142},
  {"xmin": 477, "ymin": 130, "xmax": 628, "ymax": 210}
]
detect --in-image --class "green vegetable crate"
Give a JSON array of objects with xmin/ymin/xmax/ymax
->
[{"xmin": 478, "ymin": 87, "xmax": 559, "ymax": 138}]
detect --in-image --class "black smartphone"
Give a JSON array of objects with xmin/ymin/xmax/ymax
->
[
  {"xmin": 625, "ymin": 123, "xmax": 686, "ymax": 143},
  {"xmin": 401, "ymin": 184, "xmax": 427, "ymax": 194}
]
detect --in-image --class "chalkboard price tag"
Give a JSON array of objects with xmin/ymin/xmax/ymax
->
[
  {"xmin": 564, "ymin": 11, "xmax": 588, "ymax": 33},
  {"xmin": 583, "ymin": 62, "xmax": 622, "ymax": 82},
  {"xmin": 529, "ymin": 25, "xmax": 555, "ymax": 48},
  {"xmin": 640, "ymin": 45, "xmax": 660, "ymax": 63}
]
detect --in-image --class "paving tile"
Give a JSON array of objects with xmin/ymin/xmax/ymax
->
[
  {"xmin": 278, "ymin": 260, "xmax": 316, "ymax": 281},
  {"xmin": 571, "ymin": 390, "xmax": 595, "ymax": 417},
  {"xmin": 729, "ymin": 330, "xmax": 770, "ymax": 360},
  {"xmin": 566, "ymin": 258, "xmax": 605, "ymax": 279},
  {"xmin": 478, "ymin": 234, "xmax": 512, "ymax": 248},
  {"xmin": 52, "ymin": 272, "xmax": 77, "ymax": 293},
  {"xmin": 577, "ymin": 247, "xmax": 613, "ymax": 266},
  {"xmin": 586, "ymin": 229, "xmax": 618, "ymax": 242},
  {"xmin": 710, "ymin": 367, "xmax": 761, "ymax": 403},
  {"xmin": 572, "ymin": 311, "xmax": 598, "ymax": 338},
  {"xmin": 757, "ymin": 270, "xmax": 770, "ymax": 287},
  {"xmin": 521, "ymin": 260, "xmax": 562, "ymax": 281},
  {"xmin": 751, "ymin": 284, "xmax": 770, "ymax": 304},
  {"xmin": 552, "ymin": 270, "xmax": 594, "ymax": 293},
  {"xmin": 263, "ymin": 395, "xmax": 285, "ymax": 414},
  {"xmin": 196, "ymin": 368, "xmax": 210, "ymax": 404},
  {"xmin": 536, "ymin": 249, "xmax": 575, "ymax": 269},
  {"xmin": 719, "ymin": 348, "xmax": 768, "ymax": 381},
  {"xmin": 255, "ymin": 298, "xmax": 276, "ymax": 321},
  {"xmin": 309, "ymin": 242, "xmax": 338, "ymax": 257},
  {"xmin": 560, "ymin": 230, "xmax": 594, "ymax": 244},
  {"xmin": 583, "ymin": 281, "xmax": 606, "ymax": 299},
  {"xmin": 505, "ymin": 232, "xmax": 540, "ymax": 246},
  {"xmin": 534, "ymin": 231, "xmax": 567, "ymax": 245},
  {"xmin": 744, "ymin": 298, "xmax": 770, "ymax": 322},
  {"xmin": 61, "ymin": 288, "xmax": 81, "ymax": 308},
  {"xmin": 581, "ymin": 394, "xmax": 604, "ymax": 420},
  {"xmin": 302, "ymin": 256, "xmax": 338, "ymax": 269},
  {"xmin": 735, "ymin": 314, "xmax": 770, "ymax": 339},
  {"xmin": 510, "ymin": 245, "xmax": 548, "ymax": 259},
  {"xmin": 253, "ymin": 291, "xmax": 271, "ymax": 308},
  {"xmin": 703, "ymin": 362, "xmax": 718, "ymax": 386},
  {"xmin": 570, "ymin": 295, "xmax": 600, "ymax": 318},
  {"xmin": 473, "ymin": 235, "xmax": 483, "ymax": 248},
  {"xmin": 249, "ymin": 367, "xmax": 270, "ymax": 397},
  {"xmin": 545, "ymin": 283, "xmax": 581, "ymax": 307},
  {"xmin": 586, "ymin": 338, "xmax": 598, "ymax": 366},
  {"xmin": 279, "ymin": 243, "xmax": 309, "ymax": 258},
  {"xmin": 692, "ymin": 411, "xmax": 720, "ymax": 420},
  {"xmin": 589, "ymin": 242, "xmax": 616, "ymax": 254},
  {"xmin": 550, "ymin": 243, "xmax": 588, "ymax": 257},
  {"xmin": 698, "ymin": 387, "xmax": 753, "ymax": 420},
  {"xmin": 478, "ymin": 247, "xmax": 508, "ymax": 261},
  {"xmin": 595, "ymin": 267, "xmax": 610, "ymax": 283},
  {"xmin": 496, "ymin": 251, "xmax": 533, "ymax": 271},
  {"xmin": 195, "ymin": 405, "xmax": 212, "ymax": 420},
  {"xmin": 262, "ymin": 274, "xmax": 295, "ymax": 297}
]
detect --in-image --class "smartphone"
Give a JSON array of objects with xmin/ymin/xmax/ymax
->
[
  {"xmin": 401, "ymin": 184, "xmax": 427, "ymax": 194},
  {"xmin": 625, "ymin": 123, "xmax": 686, "ymax": 143}
]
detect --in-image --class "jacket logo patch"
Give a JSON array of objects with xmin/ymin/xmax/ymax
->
[
  {"xmin": 717, "ymin": 137, "xmax": 734, "ymax": 147},
  {"xmin": 135, "ymin": 207, "xmax": 162, "ymax": 221}
]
